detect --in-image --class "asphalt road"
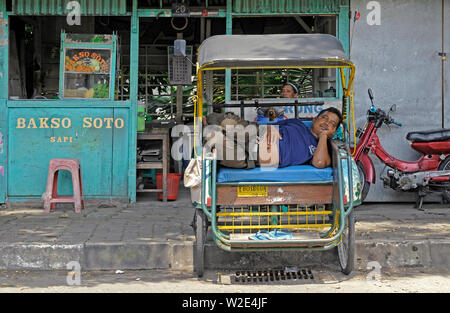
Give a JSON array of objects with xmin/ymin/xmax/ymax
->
[{"xmin": 0, "ymin": 266, "xmax": 448, "ymax": 293}]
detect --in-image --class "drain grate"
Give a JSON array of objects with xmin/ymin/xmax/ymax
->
[{"xmin": 229, "ymin": 268, "xmax": 316, "ymax": 285}]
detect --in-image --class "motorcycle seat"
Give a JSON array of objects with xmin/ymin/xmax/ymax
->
[{"xmin": 406, "ymin": 129, "xmax": 450, "ymax": 142}]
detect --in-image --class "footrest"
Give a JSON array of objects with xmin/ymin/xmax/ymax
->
[
  {"xmin": 49, "ymin": 196, "xmax": 78, "ymax": 203},
  {"xmin": 229, "ymin": 232, "xmax": 322, "ymax": 248}
]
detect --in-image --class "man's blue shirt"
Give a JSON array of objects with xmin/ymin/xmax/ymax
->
[{"xmin": 276, "ymin": 119, "xmax": 318, "ymax": 168}]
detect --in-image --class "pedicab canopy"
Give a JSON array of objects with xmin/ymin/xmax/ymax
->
[{"xmin": 197, "ymin": 34, "xmax": 354, "ymax": 70}]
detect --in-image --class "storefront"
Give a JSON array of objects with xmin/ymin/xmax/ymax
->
[{"xmin": 0, "ymin": 0, "xmax": 350, "ymax": 204}]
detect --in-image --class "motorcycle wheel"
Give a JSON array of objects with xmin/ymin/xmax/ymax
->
[
  {"xmin": 357, "ymin": 161, "xmax": 370, "ymax": 202},
  {"xmin": 438, "ymin": 156, "xmax": 450, "ymax": 203}
]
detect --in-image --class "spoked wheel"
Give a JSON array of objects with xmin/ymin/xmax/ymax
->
[
  {"xmin": 357, "ymin": 161, "xmax": 370, "ymax": 202},
  {"xmin": 438, "ymin": 156, "xmax": 450, "ymax": 203},
  {"xmin": 337, "ymin": 210, "xmax": 355, "ymax": 275},
  {"xmin": 194, "ymin": 209, "xmax": 207, "ymax": 277}
]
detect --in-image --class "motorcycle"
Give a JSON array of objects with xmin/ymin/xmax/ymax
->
[{"xmin": 353, "ymin": 89, "xmax": 450, "ymax": 208}]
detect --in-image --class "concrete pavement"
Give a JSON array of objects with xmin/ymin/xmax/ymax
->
[{"xmin": 0, "ymin": 187, "xmax": 449, "ymax": 271}]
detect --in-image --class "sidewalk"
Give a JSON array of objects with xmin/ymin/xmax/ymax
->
[{"xmin": 0, "ymin": 187, "xmax": 448, "ymax": 271}]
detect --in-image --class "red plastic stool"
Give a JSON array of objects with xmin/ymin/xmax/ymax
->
[{"xmin": 42, "ymin": 159, "xmax": 84, "ymax": 213}]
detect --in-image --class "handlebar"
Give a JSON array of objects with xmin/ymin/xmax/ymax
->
[
  {"xmin": 367, "ymin": 89, "xmax": 402, "ymax": 127},
  {"xmin": 390, "ymin": 118, "xmax": 402, "ymax": 127},
  {"xmin": 367, "ymin": 106, "xmax": 402, "ymax": 127}
]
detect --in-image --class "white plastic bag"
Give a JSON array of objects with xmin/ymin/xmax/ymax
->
[{"xmin": 184, "ymin": 157, "xmax": 202, "ymax": 188}]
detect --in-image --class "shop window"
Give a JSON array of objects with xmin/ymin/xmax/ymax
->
[
  {"xmin": 62, "ymin": 34, "xmax": 115, "ymax": 99},
  {"xmin": 8, "ymin": 16, "xmax": 129, "ymax": 100}
]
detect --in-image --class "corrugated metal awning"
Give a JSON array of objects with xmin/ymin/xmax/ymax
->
[
  {"xmin": 11, "ymin": 0, "xmax": 128, "ymax": 16},
  {"xmin": 10, "ymin": 0, "xmax": 347, "ymax": 16},
  {"xmin": 232, "ymin": 0, "xmax": 348, "ymax": 14}
]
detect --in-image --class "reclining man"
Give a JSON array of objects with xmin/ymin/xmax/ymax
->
[{"xmin": 203, "ymin": 107, "xmax": 342, "ymax": 169}]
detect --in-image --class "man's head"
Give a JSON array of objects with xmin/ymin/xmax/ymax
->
[
  {"xmin": 281, "ymin": 82, "xmax": 298, "ymax": 98},
  {"xmin": 311, "ymin": 107, "xmax": 342, "ymax": 139}
]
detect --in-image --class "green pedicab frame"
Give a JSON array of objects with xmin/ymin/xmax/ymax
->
[{"xmin": 192, "ymin": 34, "xmax": 359, "ymax": 277}]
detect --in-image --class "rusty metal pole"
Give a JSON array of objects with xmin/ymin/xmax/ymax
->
[
  {"xmin": 442, "ymin": 0, "xmax": 446, "ymax": 128},
  {"xmin": 176, "ymin": 32, "xmax": 183, "ymax": 123}
]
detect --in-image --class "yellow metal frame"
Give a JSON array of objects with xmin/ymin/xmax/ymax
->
[
  {"xmin": 194, "ymin": 61, "xmax": 356, "ymax": 154},
  {"xmin": 194, "ymin": 54, "xmax": 356, "ymax": 251},
  {"xmin": 194, "ymin": 60, "xmax": 356, "ymax": 119},
  {"xmin": 216, "ymin": 204, "xmax": 333, "ymax": 234}
]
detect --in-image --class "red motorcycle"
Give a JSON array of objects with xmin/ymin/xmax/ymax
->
[{"xmin": 353, "ymin": 89, "xmax": 450, "ymax": 208}]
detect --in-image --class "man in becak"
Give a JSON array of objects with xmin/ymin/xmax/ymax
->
[
  {"xmin": 280, "ymin": 82, "xmax": 299, "ymax": 99},
  {"xmin": 203, "ymin": 107, "xmax": 342, "ymax": 169},
  {"xmin": 259, "ymin": 107, "xmax": 341, "ymax": 169}
]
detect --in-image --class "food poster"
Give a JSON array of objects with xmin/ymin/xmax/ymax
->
[{"xmin": 64, "ymin": 48, "xmax": 112, "ymax": 99}]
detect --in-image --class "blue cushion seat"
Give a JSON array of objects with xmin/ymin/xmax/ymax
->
[{"xmin": 217, "ymin": 165, "xmax": 333, "ymax": 183}]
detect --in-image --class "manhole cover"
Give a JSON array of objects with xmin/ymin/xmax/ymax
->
[{"xmin": 221, "ymin": 268, "xmax": 318, "ymax": 285}]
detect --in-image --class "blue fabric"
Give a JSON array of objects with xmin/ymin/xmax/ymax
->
[
  {"xmin": 302, "ymin": 120, "xmax": 313, "ymax": 128},
  {"xmin": 276, "ymin": 119, "xmax": 318, "ymax": 168},
  {"xmin": 217, "ymin": 165, "xmax": 333, "ymax": 183},
  {"xmin": 332, "ymin": 125, "xmax": 344, "ymax": 141},
  {"xmin": 256, "ymin": 115, "xmax": 285, "ymax": 123}
]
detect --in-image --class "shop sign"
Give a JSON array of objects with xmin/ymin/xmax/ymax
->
[
  {"xmin": 15, "ymin": 117, "xmax": 125, "ymax": 143},
  {"xmin": 65, "ymin": 50, "xmax": 109, "ymax": 73}
]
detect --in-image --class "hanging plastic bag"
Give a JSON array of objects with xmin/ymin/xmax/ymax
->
[
  {"xmin": 184, "ymin": 157, "xmax": 202, "ymax": 204},
  {"xmin": 184, "ymin": 157, "xmax": 202, "ymax": 188}
]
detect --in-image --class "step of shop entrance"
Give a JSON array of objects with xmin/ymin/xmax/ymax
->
[
  {"xmin": 1, "ymin": 237, "xmax": 448, "ymax": 272},
  {"xmin": 0, "ymin": 198, "xmax": 449, "ymax": 271},
  {"xmin": 82, "ymin": 238, "xmax": 450, "ymax": 271},
  {"xmin": 82, "ymin": 241, "xmax": 339, "ymax": 271}
]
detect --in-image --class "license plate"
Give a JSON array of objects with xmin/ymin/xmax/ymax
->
[{"xmin": 237, "ymin": 185, "xmax": 268, "ymax": 197}]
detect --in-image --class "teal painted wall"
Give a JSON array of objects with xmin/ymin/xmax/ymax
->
[
  {"xmin": 128, "ymin": 0, "xmax": 138, "ymax": 203},
  {"xmin": 1, "ymin": 0, "xmax": 134, "ymax": 203},
  {"xmin": 0, "ymin": 0, "xmax": 350, "ymax": 204},
  {"xmin": 7, "ymin": 105, "xmax": 129, "ymax": 200},
  {"xmin": 112, "ymin": 107, "xmax": 130, "ymax": 197},
  {"xmin": 0, "ymin": 4, "xmax": 7, "ymax": 203},
  {"xmin": 0, "ymin": 100, "xmax": 6, "ymax": 203}
]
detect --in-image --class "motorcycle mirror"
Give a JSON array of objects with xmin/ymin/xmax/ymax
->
[
  {"xmin": 389, "ymin": 104, "xmax": 397, "ymax": 112},
  {"xmin": 368, "ymin": 88, "xmax": 374, "ymax": 100}
]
